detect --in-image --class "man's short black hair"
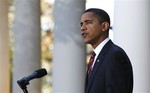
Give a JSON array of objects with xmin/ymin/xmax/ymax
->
[{"xmin": 84, "ymin": 8, "xmax": 110, "ymax": 25}]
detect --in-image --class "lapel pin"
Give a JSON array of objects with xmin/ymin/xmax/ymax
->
[{"xmin": 97, "ymin": 60, "xmax": 100, "ymax": 62}]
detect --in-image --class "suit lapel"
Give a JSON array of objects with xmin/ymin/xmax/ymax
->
[{"xmin": 86, "ymin": 40, "xmax": 113, "ymax": 93}]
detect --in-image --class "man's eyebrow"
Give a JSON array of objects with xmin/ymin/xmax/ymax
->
[
  {"xmin": 80, "ymin": 20, "xmax": 92, "ymax": 25},
  {"xmin": 84, "ymin": 20, "xmax": 92, "ymax": 22}
]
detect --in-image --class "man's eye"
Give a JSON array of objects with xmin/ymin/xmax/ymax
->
[{"xmin": 85, "ymin": 21, "xmax": 92, "ymax": 24}]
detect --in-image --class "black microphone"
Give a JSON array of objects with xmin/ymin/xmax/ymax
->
[{"xmin": 17, "ymin": 68, "xmax": 47, "ymax": 90}]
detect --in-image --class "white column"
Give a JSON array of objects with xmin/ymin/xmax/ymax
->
[
  {"xmin": 53, "ymin": 0, "xmax": 86, "ymax": 93},
  {"xmin": 113, "ymin": 0, "xmax": 150, "ymax": 93},
  {"xmin": 13, "ymin": 0, "xmax": 41, "ymax": 93},
  {"xmin": 0, "ymin": 0, "xmax": 10, "ymax": 93}
]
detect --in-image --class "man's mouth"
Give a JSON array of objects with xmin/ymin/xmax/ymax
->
[{"xmin": 82, "ymin": 33, "xmax": 87, "ymax": 38}]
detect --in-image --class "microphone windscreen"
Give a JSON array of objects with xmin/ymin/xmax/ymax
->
[{"xmin": 35, "ymin": 68, "xmax": 47, "ymax": 78}]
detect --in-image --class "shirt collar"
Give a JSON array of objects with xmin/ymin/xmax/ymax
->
[{"xmin": 93, "ymin": 38, "xmax": 110, "ymax": 56}]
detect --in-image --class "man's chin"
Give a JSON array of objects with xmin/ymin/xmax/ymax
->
[{"xmin": 83, "ymin": 40, "xmax": 90, "ymax": 44}]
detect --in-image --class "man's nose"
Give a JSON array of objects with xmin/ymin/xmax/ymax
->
[{"xmin": 81, "ymin": 24, "xmax": 86, "ymax": 31}]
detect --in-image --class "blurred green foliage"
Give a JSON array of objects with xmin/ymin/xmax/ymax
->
[{"xmin": 8, "ymin": 0, "xmax": 54, "ymax": 93}]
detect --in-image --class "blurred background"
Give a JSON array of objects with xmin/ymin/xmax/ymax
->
[{"xmin": 0, "ymin": 0, "xmax": 150, "ymax": 93}]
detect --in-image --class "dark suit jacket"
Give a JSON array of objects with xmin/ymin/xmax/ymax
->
[{"xmin": 85, "ymin": 40, "xmax": 133, "ymax": 93}]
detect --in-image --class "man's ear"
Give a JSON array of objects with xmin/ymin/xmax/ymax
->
[{"xmin": 102, "ymin": 22, "xmax": 109, "ymax": 32}]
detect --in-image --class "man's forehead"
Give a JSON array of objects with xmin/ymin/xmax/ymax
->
[
  {"xmin": 81, "ymin": 12, "xmax": 95, "ymax": 21},
  {"xmin": 82, "ymin": 12, "xmax": 94, "ymax": 17}
]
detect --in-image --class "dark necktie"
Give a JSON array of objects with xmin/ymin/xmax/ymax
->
[{"xmin": 88, "ymin": 51, "xmax": 96, "ymax": 78}]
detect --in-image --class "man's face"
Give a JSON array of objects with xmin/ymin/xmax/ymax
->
[{"xmin": 80, "ymin": 12, "xmax": 104, "ymax": 47}]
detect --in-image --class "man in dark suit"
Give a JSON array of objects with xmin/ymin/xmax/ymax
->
[{"xmin": 80, "ymin": 8, "xmax": 133, "ymax": 93}]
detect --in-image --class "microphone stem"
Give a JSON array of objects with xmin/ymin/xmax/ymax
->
[{"xmin": 23, "ymin": 88, "xmax": 28, "ymax": 93}]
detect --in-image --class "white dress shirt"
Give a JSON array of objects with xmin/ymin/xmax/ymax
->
[{"xmin": 92, "ymin": 38, "xmax": 110, "ymax": 68}]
